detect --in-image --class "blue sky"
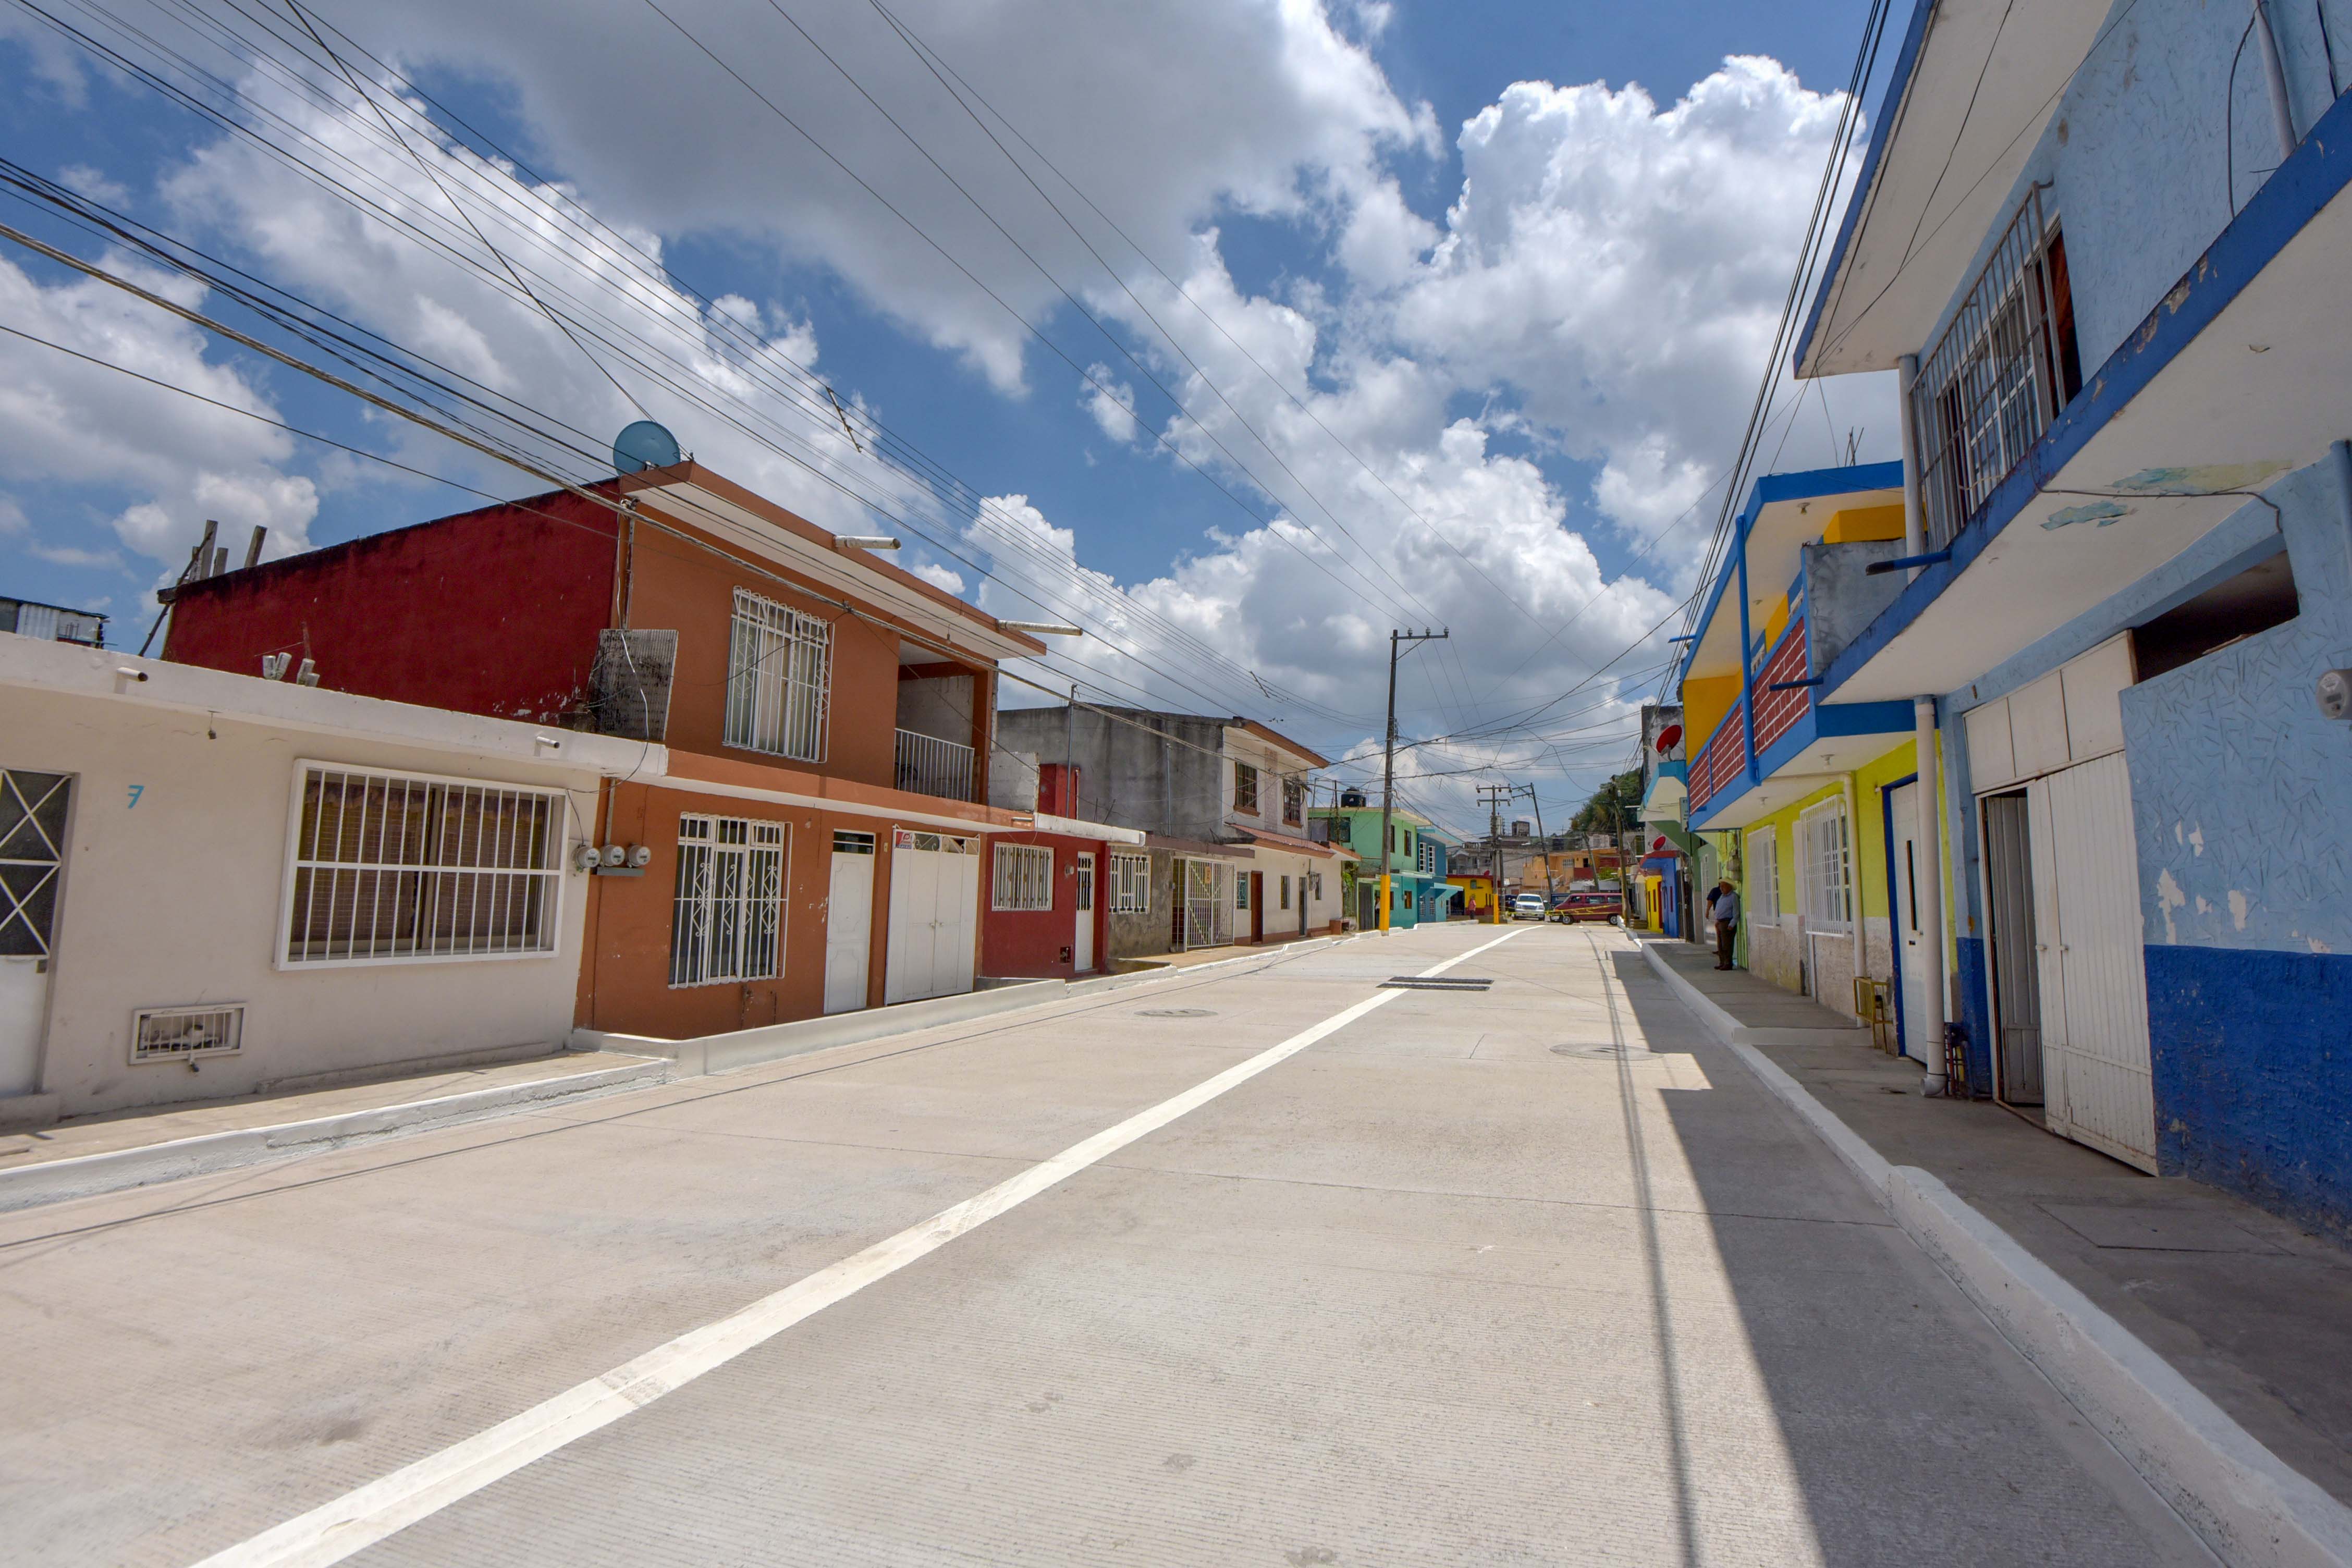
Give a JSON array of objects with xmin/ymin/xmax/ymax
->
[{"xmin": 0, "ymin": 0, "xmax": 1895, "ymax": 831}]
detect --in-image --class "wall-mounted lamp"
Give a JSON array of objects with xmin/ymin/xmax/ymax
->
[
  {"xmin": 837, "ymin": 535, "xmax": 901, "ymax": 550},
  {"xmin": 2319, "ymin": 668, "xmax": 2352, "ymax": 720}
]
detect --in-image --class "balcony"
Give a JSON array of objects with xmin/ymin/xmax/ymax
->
[
  {"xmin": 1686, "ymin": 614, "xmax": 1910, "ymax": 830},
  {"xmin": 895, "ymin": 728, "xmax": 975, "ymax": 802}
]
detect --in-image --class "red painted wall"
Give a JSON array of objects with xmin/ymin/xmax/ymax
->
[
  {"xmin": 981, "ymin": 830, "xmax": 1110, "ymax": 979},
  {"xmin": 163, "ymin": 488, "xmax": 620, "ymax": 725}
]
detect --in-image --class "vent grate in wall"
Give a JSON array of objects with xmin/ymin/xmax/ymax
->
[{"xmin": 132, "ymin": 1004, "xmax": 245, "ymax": 1064}]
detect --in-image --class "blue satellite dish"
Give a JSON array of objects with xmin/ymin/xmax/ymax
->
[{"xmin": 612, "ymin": 420, "xmax": 681, "ymax": 475}]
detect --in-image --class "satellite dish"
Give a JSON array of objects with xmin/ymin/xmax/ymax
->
[
  {"xmin": 612, "ymin": 420, "xmax": 681, "ymax": 475},
  {"xmin": 1655, "ymin": 723, "xmax": 1683, "ymax": 753}
]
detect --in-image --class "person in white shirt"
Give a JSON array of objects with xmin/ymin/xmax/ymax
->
[{"xmin": 1712, "ymin": 881, "xmax": 1742, "ymax": 970}]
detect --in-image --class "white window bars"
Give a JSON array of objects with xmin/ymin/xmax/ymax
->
[
  {"xmin": 1181, "ymin": 860, "xmax": 1232, "ymax": 948},
  {"xmin": 724, "ymin": 589, "xmax": 832, "ymax": 763},
  {"xmin": 1110, "ymin": 851, "xmax": 1151, "ymax": 913},
  {"xmin": 281, "ymin": 765, "xmax": 564, "ymax": 965},
  {"xmin": 895, "ymin": 728, "xmax": 976, "ymax": 801},
  {"xmin": 669, "ymin": 814, "xmax": 785, "ymax": 987},
  {"xmin": 1747, "ymin": 825, "xmax": 1780, "ymax": 927},
  {"xmin": 992, "ymin": 842, "xmax": 1055, "ymax": 911},
  {"xmin": 1797, "ymin": 801, "xmax": 1853, "ymax": 932},
  {"xmin": 1913, "ymin": 187, "xmax": 2076, "ymax": 550}
]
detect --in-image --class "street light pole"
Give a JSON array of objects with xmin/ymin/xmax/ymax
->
[
  {"xmin": 1520, "ymin": 783, "xmax": 1557, "ymax": 917},
  {"xmin": 1378, "ymin": 628, "xmax": 1448, "ymax": 932}
]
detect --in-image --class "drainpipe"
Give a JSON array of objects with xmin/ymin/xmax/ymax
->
[
  {"xmin": 1841, "ymin": 769, "xmax": 1865, "ymax": 1013},
  {"xmin": 2253, "ymin": 0, "xmax": 2301, "ymax": 161},
  {"xmin": 1737, "ymin": 514, "xmax": 1758, "ymax": 783},
  {"xmin": 1898, "ymin": 349, "xmax": 1950, "ymax": 1093}
]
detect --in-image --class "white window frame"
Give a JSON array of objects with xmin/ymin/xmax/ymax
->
[
  {"xmin": 1109, "ymin": 851, "xmax": 1150, "ymax": 913},
  {"xmin": 669, "ymin": 814, "xmax": 786, "ymax": 987},
  {"xmin": 992, "ymin": 842, "xmax": 1055, "ymax": 912},
  {"xmin": 1746, "ymin": 825, "xmax": 1780, "ymax": 927},
  {"xmin": 724, "ymin": 587, "xmax": 833, "ymax": 763},
  {"xmin": 277, "ymin": 761, "xmax": 568, "ymax": 970},
  {"xmin": 1797, "ymin": 799, "xmax": 1853, "ymax": 932}
]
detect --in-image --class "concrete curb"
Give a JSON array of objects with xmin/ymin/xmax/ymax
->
[
  {"xmin": 0, "ymin": 1057, "xmax": 674, "ymax": 1215},
  {"xmin": 1636, "ymin": 936, "xmax": 2352, "ymax": 1568},
  {"xmin": 1630, "ymin": 935, "xmax": 1872, "ymax": 1046}
]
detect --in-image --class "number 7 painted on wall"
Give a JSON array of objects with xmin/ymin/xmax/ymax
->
[{"xmin": 127, "ymin": 785, "xmax": 144, "ymax": 808}]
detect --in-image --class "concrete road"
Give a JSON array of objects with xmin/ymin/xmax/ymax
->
[{"xmin": 0, "ymin": 925, "xmax": 2206, "ymax": 1566}]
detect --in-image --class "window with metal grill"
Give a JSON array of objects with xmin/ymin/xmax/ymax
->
[
  {"xmin": 281, "ymin": 765, "xmax": 564, "ymax": 966},
  {"xmin": 1281, "ymin": 777, "xmax": 1304, "ymax": 827},
  {"xmin": 133, "ymin": 1004, "xmax": 244, "ymax": 1063},
  {"xmin": 724, "ymin": 589, "xmax": 832, "ymax": 763},
  {"xmin": 1798, "ymin": 801, "xmax": 1852, "ymax": 931},
  {"xmin": 1913, "ymin": 189, "xmax": 2082, "ymax": 549},
  {"xmin": 669, "ymin": 815, "xmax": 786, "ymax": 987},
  {"xmin": 1232, "ymin": 762, "xmax": 1259, "ymax": 814},
  {"xmin": 993, "ymin": 843, "xmax": 1054, "ymax": 911},
  {"xmin": 1747, "ymin": 825, "xmax": 1781, "ymax": 927},
  {"xmin": 1109, "ymin": 851, "xmax": 1151, "ymax": 913}
]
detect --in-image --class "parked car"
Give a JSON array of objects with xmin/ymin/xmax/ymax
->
[
  {"xmin": 1551, "ymin": 890, "xmax": 1623, "ymax": 923},
  {"xmin": 1510, "ymin": 894, "xmax": 1547, "ymax": 921}
]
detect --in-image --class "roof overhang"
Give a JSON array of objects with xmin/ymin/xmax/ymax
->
[
  {"xmin": 1681, "ymin": 464, "xmax": 1905, "ymax": 687},
  {"xmin": 1795, "ymin": 0, "xmax": 2115, "ymax": 378},
  {"xmin": 1221, "ymin": 718, "xmax": 1329, "ymax": 770},
  {"xmin": 5, "ymin": 634, "xmax": 663, "ymax": 779},
  {"xmin": 1823, "ymin": 93, "xmax": 2352, "ymax": 701},
  {"xmin": 619, "ymin": 462, "xmax": 1048, "ymax": 665}
]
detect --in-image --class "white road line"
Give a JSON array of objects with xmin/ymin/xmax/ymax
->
[{"xmin": 192, "ymin": 927, "xmax": 1530, "ymax": 1568}]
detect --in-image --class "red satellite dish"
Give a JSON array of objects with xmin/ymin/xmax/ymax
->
[
  {"xmin": 1655, "ymin": 724, "xmax": 1683, "ymax": 752},
  {"xmin": 1651, "ymin": 836, "xmax": 1668, "ymax": 854}
]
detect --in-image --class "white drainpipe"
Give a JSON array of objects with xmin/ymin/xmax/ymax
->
[
  {"xmin": 1897, "ymin": 351, "xmax": 1950, "ymax": 1094},
  {"xmin": 1841, "ymin": 770, "xmax": 1865, "ymax": 1015}
]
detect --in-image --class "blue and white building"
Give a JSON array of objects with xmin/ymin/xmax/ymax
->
[{"xmin": 1795, "ymin": 0, "xmax": 2352, "ymax": 1234}]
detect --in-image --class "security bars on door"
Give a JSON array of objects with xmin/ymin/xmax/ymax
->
[
  {"xmin": 281, "ymin": 766, "xmax": 563, "ymax": 965},
  {"xmin": 670, "ymin": 815, "xmax": 785, "ymax": 987},
  {"xmin": 992, "ymin": 843, "xmax": 1054, "ymax": 911},
  {"xmin": 1912, "ymin": 188, "xmax": 2074, "ymax": 550},
  {"xmin": 1182, "ymin": 860, "xmax": 1232, "ymax": 949},
  {"xmin": 0, "ymin": 769, "xmax": 70, "ymax": 960},
  {"xmin": 724, "ymin": 588, "xmax": 832, "ymax": 763}
]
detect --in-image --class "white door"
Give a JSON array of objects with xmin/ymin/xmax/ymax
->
[
  {"xmin": 1888, "ymin": 781, "xmax": 1937, "ymax": 1056},
  {"xmin": 1073, "ymin": 853, "xmax": 1095, "ymax": 973},
  {"xmin": 884, "ymin": 831, "xmax": 979, "ymax": 1004},
  {"xmin": 0, "ymin": 770, "xmax": 70, "ymax": 1097},
  {"xmin": 2028, "ymin": 755, "xmax": 2157, "ymax": 1171},
  {"xmin": 824, "ymin": 833, "xmax": 876, "ymax": 1014}
]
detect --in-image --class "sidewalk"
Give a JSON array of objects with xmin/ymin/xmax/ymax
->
[
  {"xmin": 1110, "ymin": 926, "xmax": 1346, "ymax": 973},
  {"xmin": 1641, "ymin": 934, "xmax": 2352, "ymax": 1512}
]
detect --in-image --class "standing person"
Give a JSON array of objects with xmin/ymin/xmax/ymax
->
[{"xmin": 1712, "ymin": 880, "xmax": 1742, "ymax": 970}]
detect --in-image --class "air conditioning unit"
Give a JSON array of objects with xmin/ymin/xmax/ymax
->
[{"xmin": 132, "ymin": 1003, "xmax": 246, "ymax": 1065}]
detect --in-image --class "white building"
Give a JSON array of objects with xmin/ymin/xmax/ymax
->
[{"xmin": 0, "ymin": 633, "xmax": 660, "ymax": 1126}]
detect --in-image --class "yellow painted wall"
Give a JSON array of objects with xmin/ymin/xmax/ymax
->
[
  {"xmin": 1681, "ymin": 673, "xmax": 1741, "ymax": 756},
  {"xmin": 1759, "ymin": 593, "xmax": 1791, "ymax": 652},
  {"xmin": 1821, "ymin": 501, "xmax": 1905, "ymax": 543}
]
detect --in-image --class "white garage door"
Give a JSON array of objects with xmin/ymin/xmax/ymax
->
[
  {"xmin": 883, "ymin": 830, "xmax": 979, "ymax": 1005},
  {"xmin": 2028, "ymin": 753, "xmax": 2157, "ymax": 1172}
]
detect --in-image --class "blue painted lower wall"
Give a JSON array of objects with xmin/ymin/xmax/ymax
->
[
  {"xmin": 1954, "ymin": 937, "xmax": 1993, "ymax": 1099},
  {"xmin": 2148, "ymin": 942, "xmax": 2352, "ymax": 1241}
]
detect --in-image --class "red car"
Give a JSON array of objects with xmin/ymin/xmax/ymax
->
[{"xmin": 1549, "ymin": 889, "xmax": 1624, "ymax": 923}]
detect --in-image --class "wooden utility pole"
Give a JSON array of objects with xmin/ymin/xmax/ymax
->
[
  {"xmin": 1378, "ymin": 629, "xmax": 1447, "ymax": 932},
  {"xmin": 1519, "ymin": 783, "xmax": 1558, "ymax": 916},
  {"xmin": 1475, "ymin": 780, "xmax": 1511, "ymax": 923}
]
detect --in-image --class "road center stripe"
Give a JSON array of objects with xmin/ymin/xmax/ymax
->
[{"xmin": 193, "ymin": 926, "xmax": 1529, "ymax": 1568}]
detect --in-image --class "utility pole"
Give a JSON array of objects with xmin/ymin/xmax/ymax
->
[
  {"xmin": 1518, "ymin": 783, "xmax": 1558, "ymax": 917},
  {"xmin": 1475, "ymin": 780, "xmax": 1511, "ymax": 924},
  {"xmin": 1378, "ymin": 628, "xmax": 1448, "ymax": 932}
]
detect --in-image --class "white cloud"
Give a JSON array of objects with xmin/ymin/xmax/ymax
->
[
  {"xmin": 0, "ymin": 255, "xmax": 317, "ymax": 573},
  {"xmin": 1077, "ymin": 363, "xmax": 1139, "ymax": 444},
  {"xmin": 57, "ymin": 163, "xmax": 130, "ymax": 206},
  {"xmin": 910, "ymin": 559, "xmax": 964, "ymax": 594}
]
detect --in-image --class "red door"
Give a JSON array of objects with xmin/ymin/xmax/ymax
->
[{"xmin": 1249, "ymin": 872, "xmax": 1264, "ymax": 944}]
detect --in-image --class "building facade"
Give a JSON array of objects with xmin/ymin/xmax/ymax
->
[
  {"xmin": 1, "ymin": 632, "xmax": 650, "ymax": 1125},
  {"xmin": 163, "ymin": 463, "xmax": 1048, "ymax": 1038},
  {"xmin": 1788, "ymin": 0, "xmax": 2352, "ymax": 1230}
]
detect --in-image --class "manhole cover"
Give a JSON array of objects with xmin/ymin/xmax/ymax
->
[
  {"xmin": 1137, "ymin": 1008, "xmax": 1215, "ymax": 1019},
  {"xmin": 1551, "ymin": 1043, "xmax": 1658, "ymax": 1059}
]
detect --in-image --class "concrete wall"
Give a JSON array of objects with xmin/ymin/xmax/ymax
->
[
  {"xmin": 1106, "ymin": 848, "xmax": 1178, "ymax": 961},
  {"xmin": 6, "ymin": 684, "xmax": 601, "ymax": 1118},
  {"xmin": 2119, "ymin": 450, "xmax": 2352, "ymax": 1236},
  {"xmin": 997, "ymin": 707, "xmax": 1227, "ymax": 840},
  {"xmin": 980, "ymin": 830, "xmax": 1110, "ymax": 979},
  {"xmin": 1922, "ymin": 0, "xmax": 2344, "ymax": 378}
]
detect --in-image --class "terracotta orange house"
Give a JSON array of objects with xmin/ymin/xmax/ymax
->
[{"xmin": 163, "ymin": 462, "xmax": 1054, "ymax": 1038}]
